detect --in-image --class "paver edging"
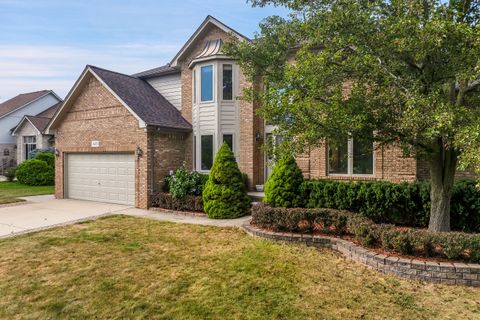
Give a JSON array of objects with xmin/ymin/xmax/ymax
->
[{"xmin": 243, "ymin": 223, "xmax": 480, "ymax": 287}]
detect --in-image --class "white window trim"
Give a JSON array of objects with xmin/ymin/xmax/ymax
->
[
  {"xmin": 198, "ymin": 133, "xmax": 215, "ymax": 173},
  {"xmin": 327, "ymin": 137, "xmax": 375, "ymax": 177},
  {"xmin": 220, "ymin": 63, "xmax": 234, "ymax": 102},
  {"xmin": 199, "ymin": 64, "xmax": 215, "ymax": 104},
  {"xmin": 221, "ymin": 132, "xmax": 235, "ymax": 153}
]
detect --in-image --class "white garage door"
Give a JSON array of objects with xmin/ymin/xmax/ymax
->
[{"xmin": 66, "ymin": 153, "xmax": 135, "ymax": 205}]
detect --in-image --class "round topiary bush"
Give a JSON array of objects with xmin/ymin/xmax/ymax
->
[
  {"xmin": 264, "ymin": 155, "xmax": 304, "ymax": 208},
  {"xmin": 15, "ymin": 159, "xmax": 54, "ymax": 186},
  {"xmin": 202, "ymin": 143, "xmax": 251, "ymax": 219},
  {"xmin": 34, "ymin": 151, "xmax": 55, "ymax": 168}
]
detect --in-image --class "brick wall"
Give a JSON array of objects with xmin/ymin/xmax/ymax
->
[
  {"xmin": 297, "ymin": 141, "xmax": 418, "ymax": 183},
  {"xmin": 53, "ymin": 75, "xmax": 150, "ymax": 208}
]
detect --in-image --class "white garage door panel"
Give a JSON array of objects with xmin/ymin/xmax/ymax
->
[{"xmin": 66, "ymin": 153, "xmax": 135, "ymax": 205}]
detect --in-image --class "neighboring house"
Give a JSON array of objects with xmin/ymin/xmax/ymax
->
[
  {"xmin": 11, "ymin": 102, "xmax": 62, "ymax": 163},
  {"xmin": 45, "ymin": 16, "xmax": 439, "ymax": 208},
  {"xmin": 0, "ymin": 90, "xmax": 62, "ymax": 172}
]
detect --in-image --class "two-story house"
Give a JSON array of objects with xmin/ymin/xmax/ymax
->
[
  {"xmin": 46, "ymin": 16, "xmax": 432, "ymax": 208},
  {"xmin": 0, "ymin": 90, "xmax": 62, "ymax": 172}
]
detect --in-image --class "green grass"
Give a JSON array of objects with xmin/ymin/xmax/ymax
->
[
  {"xmin": 0, "ymin": 216, "xmax": 479, "ymax": 319},
  {"xmin": 0, "ymin": 181, "xmax": 54, "ymax": 204}
]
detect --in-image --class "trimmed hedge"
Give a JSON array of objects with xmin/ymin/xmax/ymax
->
[
  {"xmin": 151, "ymin": 192, "xmax": 203, "ymax": 212},
  {"xmin": 300, "ymin": 179, "xmax": 480, "ymax": 232},
  {"xmin": 15, "ymin": 159, "xmax": 54, "ymax": 186},
  {"xmin": 251, "ymin": 203, "xmax": 480, "ymax": 262}
]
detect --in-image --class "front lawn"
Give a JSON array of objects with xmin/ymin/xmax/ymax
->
[
  {"xmin": 0, "ymin": 216, "xmax": 478, "ymax": 319},
  {"xmin": 0, "ymin": 181, "xmax": 54, "ymax": 204}
]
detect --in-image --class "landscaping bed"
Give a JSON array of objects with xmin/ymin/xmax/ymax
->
[
  {"xmin": 0, "ymin": 215, "xmax": 479, "ymax": 319},
  {"xmin": 251, "ymin": 203, "xmax": 480, "ymax": 263}
]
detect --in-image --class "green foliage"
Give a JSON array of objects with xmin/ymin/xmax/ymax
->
[
  {"xmin": 301, "ymin": 179, "xmax": 480, "ymax": 233},
  {"xmin": 4, "ymin": 167, "xmax": 16, "ymax": 182},
  {"xmin": 264, "ymin": 155, "xmax": 304, "ymax": 208},
  {"xmin": 15, "ymin": 159, "xmax": 54, "ymax": 186},
  {"xmin": 227, "ymin": 0, "xmax": 480, "ymax": 231},
  {"xmin": 202, "ymin": 143, "xmax": 251, "ymax": 219},
  {"xmin": 34, "ymin": 152, "xmax": 55, "ymax": 168},
  {"xmin": 252, "ymin": 203, "xmax": 480, "ymax": 262},
  {"xmin": 164, "ymin": 167, "xmax": 208, "ymax": 198}
]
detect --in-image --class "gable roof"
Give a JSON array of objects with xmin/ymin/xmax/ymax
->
[
  {"xmin": 11, "ymin": 102, "xmax": 62, "ymax": 135},
  {"xmin": 47, "ymin": 65, "xmax": 191, "ymax": 133},
  {"xmin": 0, "ymin": 90, "xmax": 60, "ymax": 119},
  {"xmin": 170, "ymin": 15, "xmax": 249, "ymax": 67}
]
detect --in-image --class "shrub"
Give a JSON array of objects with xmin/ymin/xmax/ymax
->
[
  {"xmin": 151, "ymin": 192, "xmax": 203, "ymax": 212},
  {"xmin": 15, "ymin": 159, "xmax": 54, "ymax": 186},
  {"xmin": 4, "ymin": 166, "xmax": 16, "ymax": 182},
  {"xmin": 164, "ymin": 167, "xmax": 208, "ymax": 198},
  {"xmin": 251, "ymin": 203, "xmax": 480, "ymax": 262},
  {"xmin": 34, "ymin": 151, "xmax": 55, "ymax": 168},
  {"xmin": 265, "ymin": 155, "xmax": 304, "ymax": 208},
  {"xmin": 300, "ymin": 179, "xmax": 480, "ymax": 232},
  {"xmin": 202, "ymin": 143, "xmax": 251, "ymax": 219}
]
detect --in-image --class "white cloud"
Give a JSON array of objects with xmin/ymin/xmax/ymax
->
[{"xmin": 0, "ymin": 43, "xmax": 182, "ymax": 102}]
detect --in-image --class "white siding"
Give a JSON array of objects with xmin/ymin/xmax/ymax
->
[{"xmin": 146, "ymin": 73, "xmax": 182, "ymax": 110}]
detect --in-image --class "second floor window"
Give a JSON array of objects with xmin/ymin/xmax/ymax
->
[
  {"xmin": 201, "ymin": 65, "xmax": 213, "ymax": 102},
  {"xmin": 222, "ymin": 64, "xmax": 233, "ymax": 100}
]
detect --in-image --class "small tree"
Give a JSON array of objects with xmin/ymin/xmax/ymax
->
[
  {"xmin": 265, "ymin": 155, "xmax": 304, "ymax": 207},
  {"xmin": 203, "ymin": 143, "xmax": 251, "ymax": 219},
  {"xmin": 16, "ymin": 159, "xmax": 54, "ymax": 186}
]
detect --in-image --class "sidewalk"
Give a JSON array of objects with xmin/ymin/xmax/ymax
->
[{"xmin": 118, "ymin": 207, "xmax": 251, "ymax": 228}]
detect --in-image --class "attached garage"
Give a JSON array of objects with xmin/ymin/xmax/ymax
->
[
  {"xmin": 66, "ymin": 153, "xmax": 135, "ymax": 205},
  {"xmin": 45, "ymin": 65, "xmax": 192, "ymax": 209}
]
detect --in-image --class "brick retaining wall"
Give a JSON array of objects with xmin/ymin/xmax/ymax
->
[{"xmin": 243, "ymin": 224, "xmax": 480, "ymax": 287}]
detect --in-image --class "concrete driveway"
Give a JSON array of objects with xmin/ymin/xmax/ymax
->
[{"xmin": 0, "ymin": 196, "xmax": 130, "ymax": 238}]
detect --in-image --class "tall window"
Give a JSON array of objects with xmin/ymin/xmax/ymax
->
[
  {"xmin": 328, "ymin": 135, "xmax": 373, "ymax": 175},
  {"xmin": 193, "ymin": 135, "xmax": 197, "ymax": 170},
  {"xmin": 222, "ymin": 134, "xmax": 233, "ymax": 151},
  {"xmin": 193, "ymin": 70, "xmax": 197, "ymax": 104},
  {"xmin": 201, "ymin": 65, "xmax": 213, "ymax": 102},
  {"xmin": 222, "ymin": 64, "xmax": 233, "ymax": 100},
  {"xmin": 201, "ymin": 135, "xmax": 213, "ymax": 170},
  {"xmin": 24, "ymin": 136, "xmax": 36, "ymax": 160}
]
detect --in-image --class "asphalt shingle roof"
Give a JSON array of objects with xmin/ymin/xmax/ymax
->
[
  {"xmin": 132, "ymin": 64, "xmax": 180, "ymax": 79},
  {"xmin": 89, "ymin": 65, "xmax": 191, "ymax": 131},
  {"xmin": 0, "ymin": 90, "xmax": 50, "ymax": 118}
]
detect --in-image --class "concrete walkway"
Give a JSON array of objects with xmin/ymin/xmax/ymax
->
[
  {"xmin": 120, "ymin": 208, "xmax": 251, "ymax": 228},
  {"xmin": 0, "ymin": 196, "xmax": 250, "ymax": 238}
]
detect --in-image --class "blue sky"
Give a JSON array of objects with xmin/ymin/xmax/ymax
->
[{"xmin": 0, "ymin": 0, "xmax": 289, "ymax": 102}]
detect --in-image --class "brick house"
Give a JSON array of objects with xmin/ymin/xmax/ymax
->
[{"xmin": 46, "ymin": 16, "xmax": 436, "ymax": 208}]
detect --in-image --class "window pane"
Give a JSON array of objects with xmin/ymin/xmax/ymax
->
[
  {"xmin": 328, "ymin": 140, "xmax": 348, "ymax": 174},
  {"xmin": 222, "ymin": 64, "xmax": 233, "ymax": 100},
  {"xmin": 353, "ymin": 136, "xmax": 373, "ymax": 175},
  {"xmin": 201, "ymin": 135, "xmax": 213, "ymax": 170},
  {"xmin": 193, "ymin": 136, "xmax": 196, "ymax": 170},
  {"xmin": 193, "ymin": 70, "xmax": 197, "ymax": 104},
  {"xmin": 201, "ymin": 65, "xmax": 213, "ymax": 102},
  {"xmin": 223, "ymin": 134, "xmax": 233, "ymax": 151}
]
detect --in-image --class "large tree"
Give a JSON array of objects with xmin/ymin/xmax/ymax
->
[{"xmin": 225, "ymin": 0, "xmax": 480, "ymax": 232}]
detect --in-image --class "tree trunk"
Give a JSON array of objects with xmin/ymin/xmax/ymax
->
[{"xmin": 428, "ymin": 144, "xmax": 457, "ymax": 232}]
